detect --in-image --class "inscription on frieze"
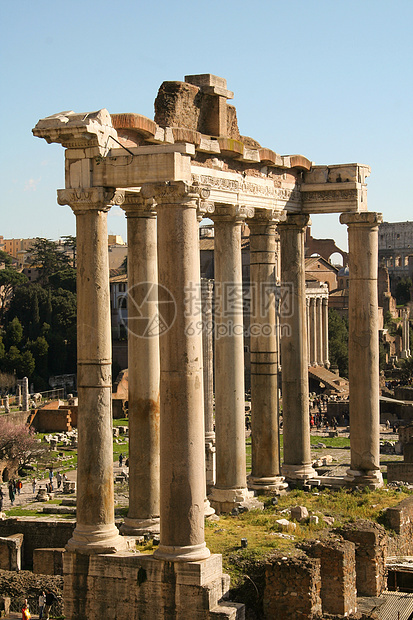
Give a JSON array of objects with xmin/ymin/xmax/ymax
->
[{"xmin": 191, "ymin": 173, "xmax": 300, "ymax": 202}]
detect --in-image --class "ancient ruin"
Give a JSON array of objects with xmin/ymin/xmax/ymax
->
[{"xmin": 33, "ymin": 73, "xmax": 383, "ymax": 619}]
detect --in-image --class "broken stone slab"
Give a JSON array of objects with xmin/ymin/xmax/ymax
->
[
  {"xmin": 275, "ymin": 518, "xmax": 297, "ymax": 532},
  {"xmin": 290, "ymin": 506, "xmax": 309, "ymax": 522}
]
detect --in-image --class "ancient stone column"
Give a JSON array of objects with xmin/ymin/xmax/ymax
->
[
  {"xmin": 146, "ymin": 181, "xmax": 210, "ymax": 562},
  {"xmin": 279, "ymin": 214, "xmax": 316, "ymax": 481},
  {"xmin": 17, "ymin": 385, "xmax": 21, "ymax": 408},
  {"xmin": 340, "ymin": 212, "xmax": 383, "ymax": 488},
  {"xmin": 316, "ymin": 297, "xmax": 323, "ymax": 365},
  {"xmin": 209, "ymin": 205, "xmax": 262, "ymax": 513},
  {"xmin": 310, "ymin": 297, "xmax": 317, "ymax": 366},
  {"xmin": 306, "ymin": 297, "xmax": 311, "ymax": 364},
  {"xmin": 120, "ymin": 191, "xmax": 160, "ymax": 535},
  {"xmin": 322, "ymin": 298, "xmax": 330, "ymax": 367},
  {"xmin": 4, "ymin": 395, "xmax": 10, "ymax": 414},
  {"xmin": 401, "ymin": 308, "xmax": 411, "ymax": 359},
  {"xmin": 201, "ymin": 278, "xmax": 216, "ymax": 492},
  {"xmin": 58, "ymin": 187, "xmax": 128, "ymax": 553},
  {"xmin": 22, "ymin": 377, "xmax": 29, "ymax": 412},
  {"xmin": 247, "ymin": 210, "xmax": 286, "ymax": 493}
]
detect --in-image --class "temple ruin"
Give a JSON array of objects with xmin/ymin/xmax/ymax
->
[{"xmin": 33, "ymin": 73, "xmax": 382, "ymax": 619}]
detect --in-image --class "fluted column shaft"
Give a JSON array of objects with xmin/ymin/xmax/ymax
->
[
  {"xmin": 120, "ymin": 193, "xmax": 160, "ymax": 535},
  {"xmin": 340, "ymin": 212, "xmax": 383, "ymax": 488},
  {"xmin": 248, "ymin": 213, "xmax": 285, "ymax": 491},
  {"xmin": 148, "ymin": 182, "xmax": 209, "ymax": 561},
  {"xmin": 201, "ymin": 279, "xmax": 216, "ymax": 490},
  {"xmin": 316, "ymin": 297, "xmax": 323, "ymax": 365},
  {"xmin": 322, "ymin": 298, "xmax": 329, "ymax": 367},
  {"xmin": 57, "ymin": 187, "xmax": 127, "ymax": 553},
  {"xmin": 310, "ymin": 298, "xmax": 317, "ymax": 366},
  {"xmin": 279, "ymin": 214, "xmax": 316, "ymax": 481}
]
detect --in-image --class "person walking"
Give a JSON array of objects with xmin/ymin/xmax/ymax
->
[
  {"xmin": 32, "ymin": 478, "xmax": 36, "ymax": 495},
  {"xmin": 119, "ymin": 453, "xmax": 123, "ymax": 467},
  {"xmin": 21, "ymin": 598, "xmax": 31, "ymax": 620},
  {"xmin": 43, "ymin": 589, "xmax": 57, "ymax": 620},
  {"xmin": 0, "ymin": 486, "xmax": 4, "ymax": 512},
  {"xmin": 38, "ymin": 591, "xmax": 46, "ymax": 619},
  {"xmin": 8, "ymin": 481, "xmax": 15, "ymax": 506},
  {"xmin": 56, "ymin": 472, "xmax": 62, "ymax": 489},
  {"xmin": 16, "ymin": 479, "xmax": 23, "ymax": 495}
]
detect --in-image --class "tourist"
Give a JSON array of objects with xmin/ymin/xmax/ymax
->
[
  {"xmin": 0, "ymin": 486, "xmax": 4, "ymax": 512},
  {"xmin": 32, "ymin": 478, "xmax": 36, "ymax": 495},
  {"xmin": 119, "ymin": 453, "xmax": 123, "ymax": 467},
  {"xmin": 48, "ymin": 469, "xmax": 54, "ymax": 485},
  {"xmin": 8, "ymin": 481, "xmax": 15, "ymax": 506},
  {"xmin": 16, "ymin": 479, "xmax": 23, "ymax": 495},
  {"xmin": 38, "ymin": 591, "xmax": 45, "ymax": 619},
  {"xmin": 56, "ymin": 472, "xmax": 62, "ymax": 489},
  {"xmin": 21, "ymin": 598, "xmax": 31, "ymax": 620},
  {"xmin": 43, "ymin": 589, "xmax": 57, "ymax": 619}
]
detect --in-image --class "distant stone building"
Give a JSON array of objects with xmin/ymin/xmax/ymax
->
[{"xmin": 378, "ymin": 221, "xmax": 413, "ymax": 294}]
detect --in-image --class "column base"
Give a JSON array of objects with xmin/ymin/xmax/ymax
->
[
  {"xmin": 247, "ymin": 475, "xmax": 288, "ymax": 494},
  {"xmin": 281, "ymin": 463, "xmax": 318, "ymax": 481},
  {"xmin": 120, "ymin": 516, "xmax": 160, "ymax": 536},
  {"xmin": 153, "ymin": 541, "xmax": 210, "ymax": 562},
  {"xmin": 346, "ymin": 468, "xmax": 383, "ymax": 489},
  {"xmin": 208, "ymin": 486, "xmax": 264, "ymax": 515},
  {"xmin": 66, "ymin": 523, "xmax": 129, "ymax": 555},
  {"xmin": 204, "ymin": 497, "xmax": 216, "ymax": 517}
]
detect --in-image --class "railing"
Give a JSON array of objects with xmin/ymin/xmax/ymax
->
[{"xmin": 0, "ymin": 388, "xmax": 65, "ymax": 411}]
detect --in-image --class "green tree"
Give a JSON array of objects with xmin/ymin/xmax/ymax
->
[
  {"xmin": 48, "ymin": 267, "xmax": 76, "ymax": 293},
  {"xmin": 4, "ymin": 317, "xmax": 23, "ymax": 349},
  {"xmin": 60, "ymin": 235, "xmax": 77, "ymax": 267},
  {"xmin": 328, "ymin": 309, "xmax": 349, "ymax": 377},
  {"xmin": 395, "ymin": 277, "xmax": 412, "ymax": 305},
  {"xmin": 28, "ymin": 237, "xmax": 70, "ymax": 285},
  {"xmin": 0, "ymin": 252, "xmax": 28, "ymax": 322}
]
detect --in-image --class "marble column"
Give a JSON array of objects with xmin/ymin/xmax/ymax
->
[
  {"xmin": 316, "ymin": 297, "xmax": 323, "ymax": 365},
  {"xmin": 401, "ymin": 308, "xmax": 411, "ymax": 359},
  {"xmin": 322, "ymin": 298, "xmax": 330, "ymax": 367},
  {"xmin": 146, "ymin": 181, "xmax": 210, "ymax": 562},
  {"xmin": 22, "ymin": 377, "xmax": 29, "ymax": 412},
  {"xmin": 310, "ymin": 298, "xmax": 317, "ymax": 366},
  {"xmin": 340, "ymin": 212, "xmax": 383, "ymax": 489},
  {"xmin": 120, "ymin": 192, "xmax": 160, "ymax": 535},
  {"xmin": 279, "ymin": 214, "xmax": 316, "ymax": 481},
  {"xmin": 58, "ymin": 187, "xmax": 128, "ymax": 553},
  {"xmin": 201, "ymin": 278, "xmax": 216, "ymax": 492},
  {"xmin": 209, "ymin": 205, "xmax": 262, "ymax": 513},
  {"xmin": 17, "ymin": 385, "xmax": 21, "ymax": 408},
  {"xmin": 306, "ymin": 297, "xmax": 311, "ymax": 365},
  {"xmin": 247, "ymin": 210, "xmax": 287, "ymax": 493}
]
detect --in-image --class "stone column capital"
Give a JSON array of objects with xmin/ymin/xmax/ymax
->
[
  {"xmin": 277, "ymin": 213, "xmax": 311, "ymax": 231},
  {"xmin": 248, "ymin": 208, "xmax": 281, "ymax": 228},
  {"xmin": 340, "ymin": 212, "xmax": 383, "ymax": 228},
  {"xmin": 212, "ymin": 203, "xmax": 254, "ymax": 222},
  {"xmin": 121, "ymin": 191, "xmax": 157, "ymax": 218},
  {"xmin": 141, "ymin": 181, "xmax": 211, "ymax": 209},
  {"xmin": 57, "ymin": 187, "xmax": 125, "ymax": 214}
]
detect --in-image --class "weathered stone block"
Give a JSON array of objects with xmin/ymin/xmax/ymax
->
[
  {"xmin": 33, "ymin": 547, "xmax": 65, "ymax": 575},
  {"xmin": 0, "ymin": 534, "xmax": 23, "ymax": 571}
]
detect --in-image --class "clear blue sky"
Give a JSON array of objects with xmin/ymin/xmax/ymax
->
[{"xmin": 1, "ymin": 0, "xmax": 412, "ymax": 251}]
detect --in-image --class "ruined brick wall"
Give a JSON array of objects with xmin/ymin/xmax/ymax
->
[
  {"xmin": 305, "ymin": 537, "xmax": 357, "ymax": 616},
  {"xmin": 263, "ymin": 553, "xmax": 322, "ymax": 620},
  {"xmin": 0, "ymin": 519, "xmax": 75, "ymax": 568},
  {"xmin": 386, "ymin": 496, "xmax": 413, "ymax": 556},
  {"xmin": 338, "ymin": 521, "xmax": 387, "ymax": 596}
]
